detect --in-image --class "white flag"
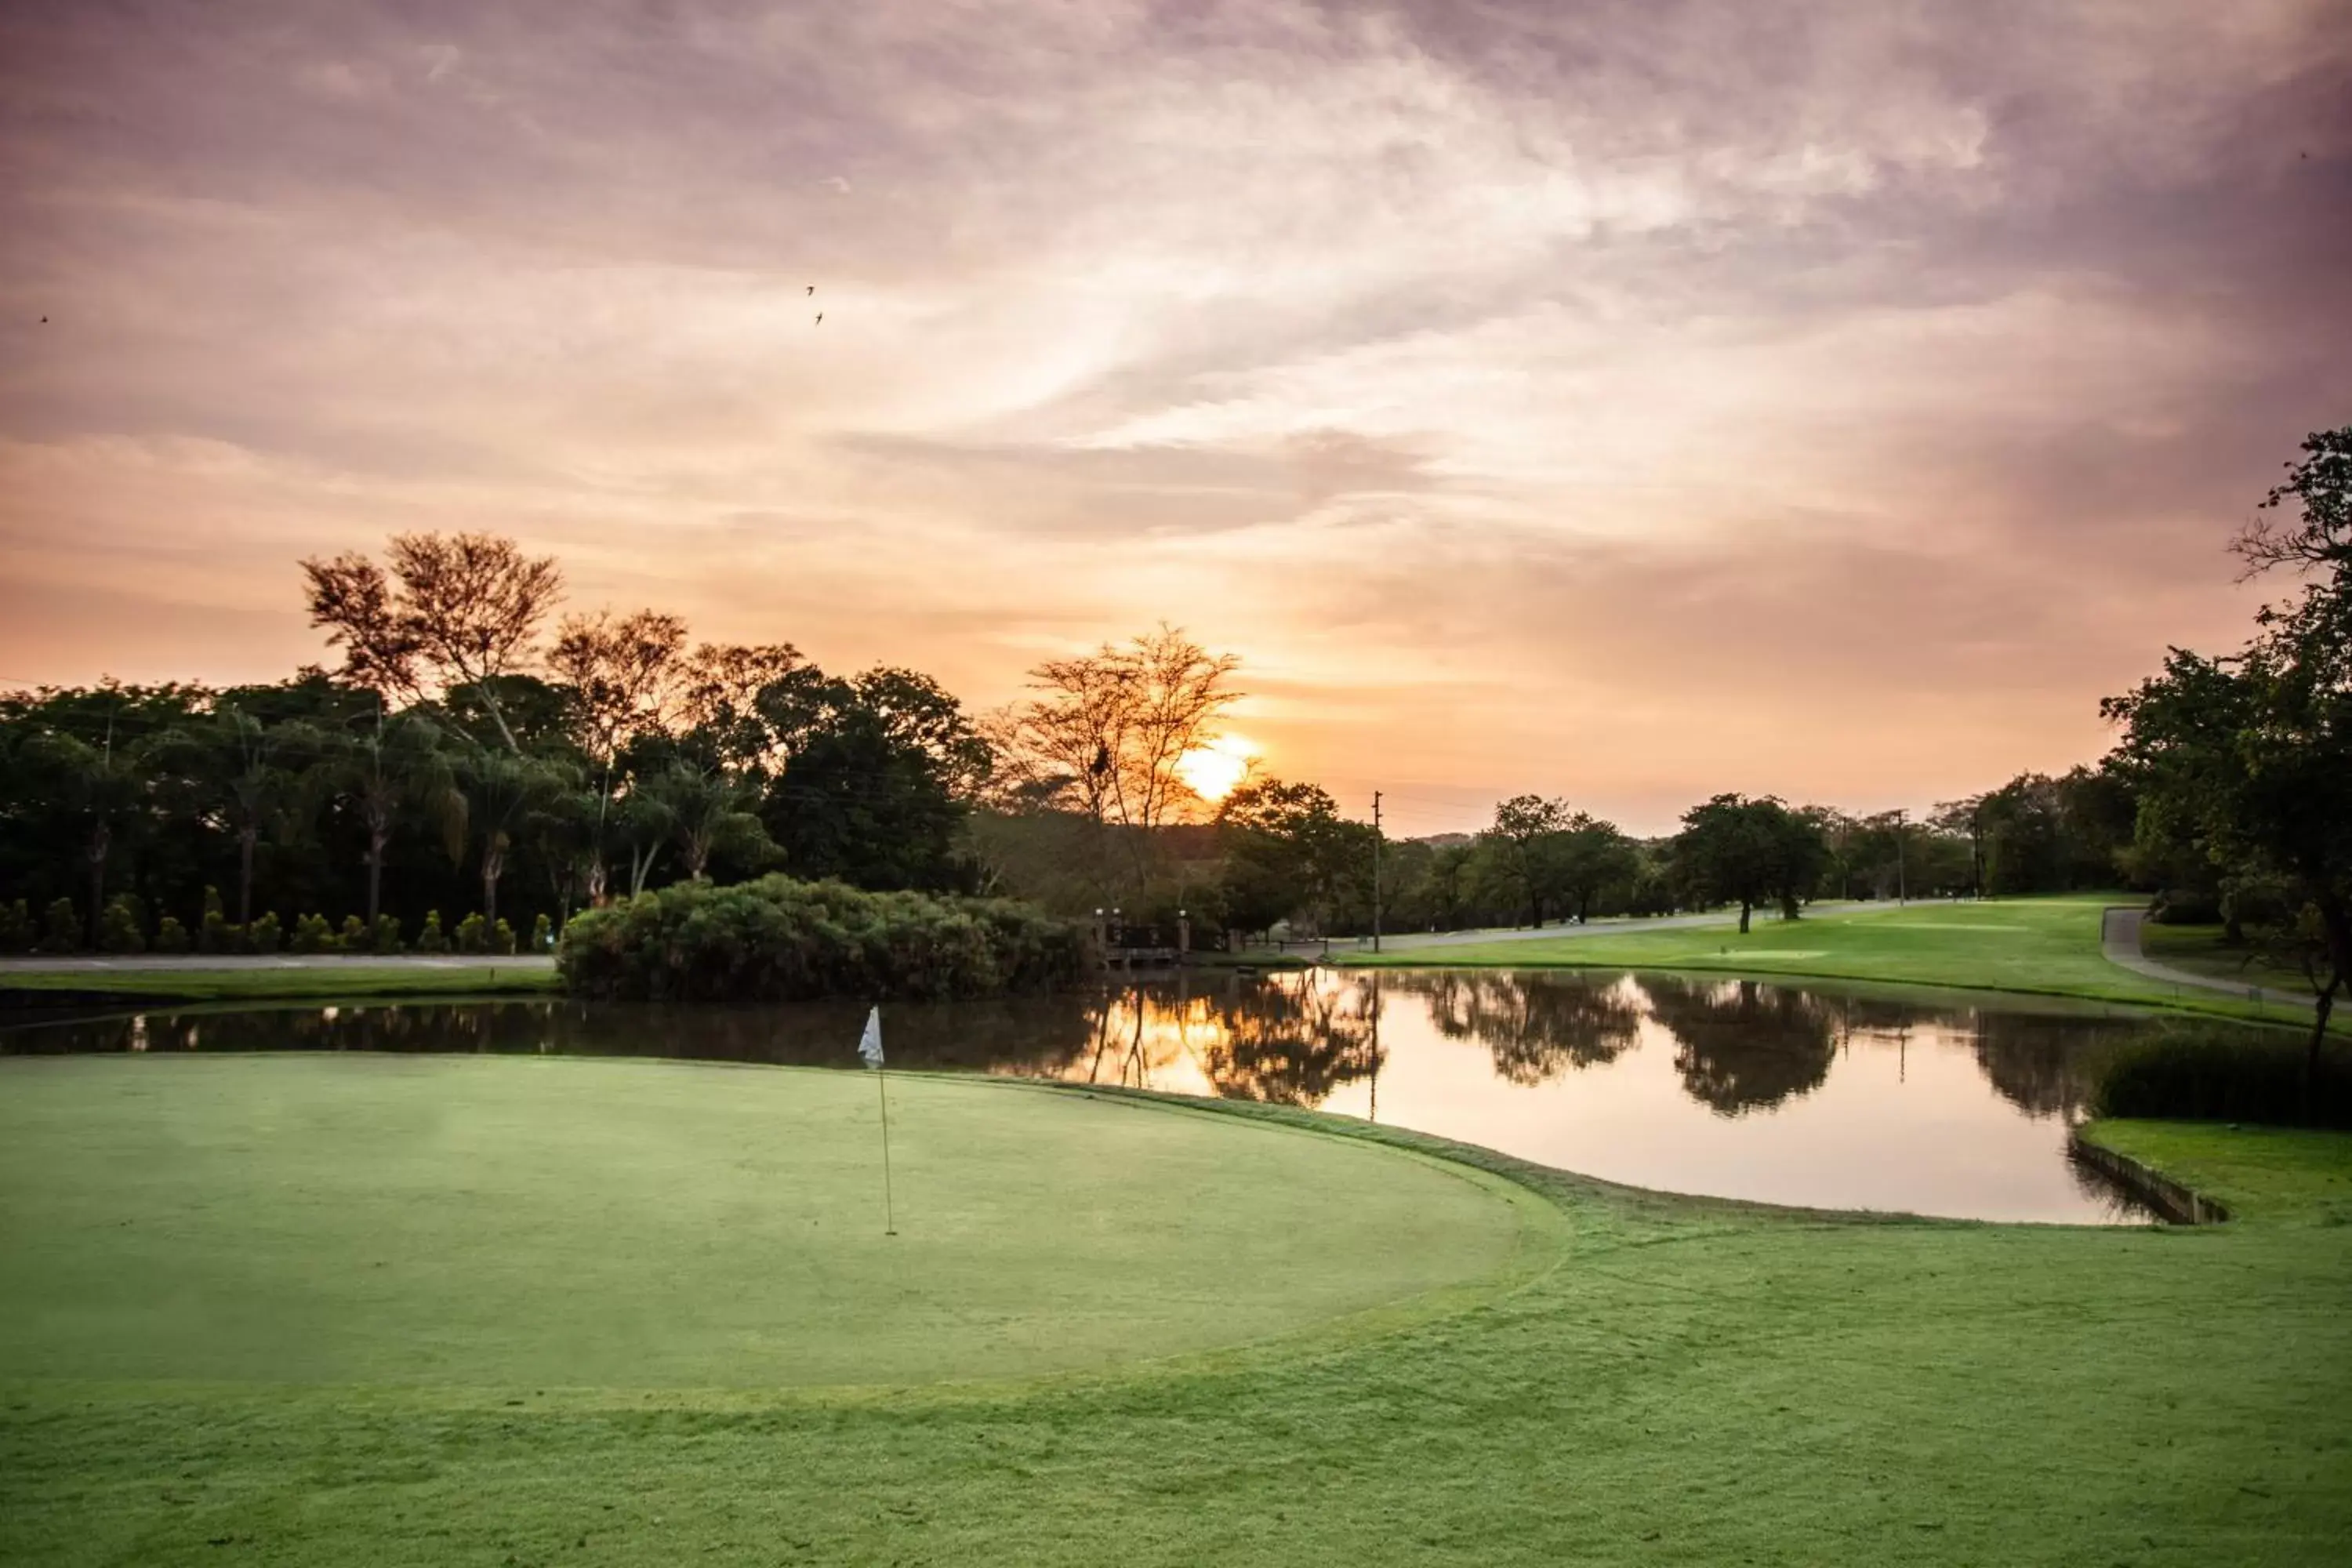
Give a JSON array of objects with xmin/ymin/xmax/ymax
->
[{"xmin": 857, "ymin": 1005, "xmax": 884, "ymax": 1069}]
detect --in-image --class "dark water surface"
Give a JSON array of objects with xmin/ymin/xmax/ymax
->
[{"xmin": 4, "ymin": 971, "xmax": 2169, "ymax": 1223}]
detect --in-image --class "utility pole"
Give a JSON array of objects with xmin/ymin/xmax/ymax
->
[
  {"xmin": 1370, "ymin": 791, "xmax": 1383, "ymax": 954},
  {"xmin": 1895, "ymin": 808, "xmax": 1907, "ymax": 906}
]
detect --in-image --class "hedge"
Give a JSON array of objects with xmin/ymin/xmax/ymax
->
[{"xmin": 556, "ymin": 875, "xmax": 1091, "ymax": 1004}]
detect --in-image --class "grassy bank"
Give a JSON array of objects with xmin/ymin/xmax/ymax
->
[
  {"xmin": 1346, "ymin": 895, "xmax": 2339, "ymax": 1031},
  {"xmin": 4, "ymin": 1055, "xmax": 2348, "ymax": 1566},
  {"xmin": 0, "ymin": 960, "xmax": 559, "ymax": 1005},
  {"xmin": 2140, "ymin": 922, "xmax": 2318, "ymax": 993}
]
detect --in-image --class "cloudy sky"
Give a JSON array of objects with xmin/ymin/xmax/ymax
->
[{"xmin": 2, "ymin": 0, "xmax": 2347, "ymax": 833}]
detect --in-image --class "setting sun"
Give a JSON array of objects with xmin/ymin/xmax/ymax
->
[{"xmin": 1175, "ymin": 734, "xmax": 1257, "ymax": 804}]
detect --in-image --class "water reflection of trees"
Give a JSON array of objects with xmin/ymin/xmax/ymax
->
[
  {"xmin": 1195, "ymin": 973, "xmax": 1381, "ymax": 1105},
  {"xmin": 1966, "ymin": 1014, "xmax": 2109, "ymax": 1117},
  {"xmin": 1636, "ymin": 977, "xmax": 1838, "ymax": 1116},
  {"xmin": 1391, "ymin": 971, "xmax": 1642, "ymax": 1085}
]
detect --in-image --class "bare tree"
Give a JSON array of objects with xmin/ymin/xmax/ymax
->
[
  {"xmin": 547, "ymin": 609, "xmax": 689, "ymax": 765},
  {"xmin": 676, "ymin": 642, "xmax": 803, "ymax": 770},
  {"xmin": 301, "ymin": 531, "xmax": 564, "ymax": 751},
  {"xmin": 996, "ymin": 625, "xmax": 1241, "ymax": 891}
]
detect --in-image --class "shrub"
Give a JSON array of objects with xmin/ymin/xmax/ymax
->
[
  {"xmin": 414, "ymin": 911, "xmax": 448, "ymax": 953},
  {"xmin": 492, "ymin": 918, "xmax": 518, "ymax": 956},
  {"xmin": 198, "ymin": 887, "xmax": 236, "ymax": 954},
  {"xmin": 0, "ymin": 898, "xmax": 31, "ymax": 953},
  {"xmin": 2093, "ymin": 1024, "xmax": 2352, "ymax": 1130},
  {"xmin": 372, "ymin": 913, "xmax": 404, "ymax": 954},
  {"xmin": 36, "ymin": 898, "xmax": 80, "ymax": 954},
  {"xmin": 289, "ymin": 913, "xmax": 337, "ymax": 954},
  {"xmin": 340, "ymin": 915, "xmax": 367, "ymax": 949},
  {"xmin": 98, "ymin": 895, "xmax": 146, "ymax": 954},
  {"xmin": 455, "ymin": 912, "xmax": 490, "ymax": 954},
  {"xmin": 246, "ymin": 911, "xmax": 282, "ymax": 954},
  {"xmin": 557, "ymin": 874, "xmax": 1090, "ymax": 1004},
  {"xmin": 154, "ymin": 915, "xmax": 191, "ymax": 953},
  {"xmin": 530, "ymin": 913, "xmax": 554, "ymax": 953},
  {"xmin": 2148, "ymin": 888, "xmax": 2222, "ymax": 926}
]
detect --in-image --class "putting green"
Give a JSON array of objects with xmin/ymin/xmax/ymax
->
[{"xmin": 0, "ymin": 1056, "xmax": 1541, "ymax": 1390}]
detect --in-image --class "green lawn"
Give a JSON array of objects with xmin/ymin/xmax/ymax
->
[
  {"xmin": 2084, "ymin": 1120, "xmax": 2352, "ymax": 1226},
  {"xmin": 2140, "ymin": 923, "xmax": 2320, "ymax": 994},
  {"xmin": 0, "ymin": 963, "xmax": 559, "ymax": 1004},
  {"xmin": 5, "ymin": 1056, "xmax": 2350, "ymax": 1566},
  {"xmin": 1348, "ymin": 896, "xmax": 2339, "ymax": 1031}
]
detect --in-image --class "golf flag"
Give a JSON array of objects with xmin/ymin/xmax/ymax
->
[{"xmin": 858, "ymin": 1006, "xmax": 884, "ymax": 1069}]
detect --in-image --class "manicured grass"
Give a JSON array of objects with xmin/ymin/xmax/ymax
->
[
  {"xmin": 2141, "ymin": 923, "xmax": 2321, "ymax": 994},
  {"xmin": 0, "ymin": 962, "xmax": 560, "ymax": 1004},
  {"xmin": 1346, "ymin": 895, "xmax": 2341, "ymax": 1031},
  {"xmin": 2084, "ymin": 1119, "xmax": 2352, "ymax": 1226},
  {"xmin": 0, "ymin": 1058, "xmax": 1534, "ymax": 1389},
  {"xmin": 5, "ymin": 1057, "xmax": 2350, "ymax": 1566}
]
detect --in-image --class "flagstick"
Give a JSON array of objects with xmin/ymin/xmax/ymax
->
[{"xmin": 877, "ymin": 1058, "xmax": 897, "ymax": 1237}]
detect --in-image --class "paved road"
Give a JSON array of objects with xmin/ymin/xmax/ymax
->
[
  {"xmin": 1346, "ymin": 898, "xmax": 1935, "ymax": 955},
  {"xmin": 2099, "ymin": 906, "xmax": 2311, "ymax": 1009},
  {"xmin": 0, "ymin": 954, "xmax": 557, "ymax": 973}
]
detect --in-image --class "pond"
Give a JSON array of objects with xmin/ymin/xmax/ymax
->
[{"xmin": 3, "ymin": 970, "xmax": 2168, "ymax": 1224}]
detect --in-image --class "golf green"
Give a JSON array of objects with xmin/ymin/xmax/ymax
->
[{"xmin": 0, "ymin": 1055, "xmax": 1542, "ymax": 1390}]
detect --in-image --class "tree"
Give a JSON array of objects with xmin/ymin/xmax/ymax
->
[
  {"xmin": 20, "ymin": 717, "xmax": 151, "ymax": 947},
  {"xmin": 302, "ymin": 531, "xmax": 564, "ymax": 751},
  {"xmin": 1217, "ymin": 779, "xmax": 1375, "ymax": 935},
  {"xmin": 163, "ymin": 704, "xmax": 299, "ymax": 927},
  {"xmin": 458, "ymin": 751, "xmax": 570, "ymax": 926},
  {"xmin": 1552, "ymin": 815, "xmax": 1639, "ymax": 925},
  {"xmin": 2104, "ymin": 426, "xmax": 2352, "ymax": 1062},
  {"xmin": 311, "ymin": 713, "xmax": 463, "ymax": 926},
  {"xmin": 995, "ymin": 626, "xmax": 1242, "ymax": 889},
  {"xmin": 677, "ymin": 643, "xmax": 804, "ymax": 773},
  {"xmin": 1673, "ymin": 794, "xmax": 1826, "ymax": 932},
  {"xmin": 1484, "ymin": 794, "xmax": 1570, "ymax": 927},
  {"xmin": 757, "ymin": 666, "xmax": 990, "ymax": 889},
  {"xmin": 639, "ymin": 764, "xmax": 771, "ymax": 881}
]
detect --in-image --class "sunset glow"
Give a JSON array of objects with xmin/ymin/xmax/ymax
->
[
  {"xmin": 1175, "ymin": 735, "xmax": 1258, "ymax": 804},
  {"xmin": 1, "ymin": 2, "xmax": 2346, "ymax": 833}
]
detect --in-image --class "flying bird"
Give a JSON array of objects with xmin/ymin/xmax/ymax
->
[
  {"xmin": 815, "ymin": 312, "xmax": 823, "ymax": 325},
  {"xmin": 807, "ymin": 285, "xmax": 815, "ymax": 295}
]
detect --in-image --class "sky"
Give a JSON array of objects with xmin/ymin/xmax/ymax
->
[{"xmin": 2, "ymin": 1, "xmax": 2347, "ymax": 836}]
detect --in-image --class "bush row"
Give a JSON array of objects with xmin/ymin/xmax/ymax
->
[
  {"xmin": 2092, "ymin": 1023, "xmax": 2352, "ymax": 1130},
  {"xmin": 557, "ymin": 875, "xmax": 1090, "ymax": 1003},
  {"xmin": 0, "ymin": 891, "xmax": 552, "ymax": 958}
]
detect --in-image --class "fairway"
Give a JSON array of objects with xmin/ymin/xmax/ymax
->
[
  {"xmin": 1352, "ymin": 895, "xmax": 2344, "ymax": 1031},
  {"xmin": 0, "ymin": 1056, "xmax": 1538, "ymax": 1390}
]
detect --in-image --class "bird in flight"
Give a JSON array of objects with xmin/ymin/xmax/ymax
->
[
  {"xmin": 807, "ymin": 285, "xmax": 815, "ymax": 295},
  {"xmin": 815, "ymin": 312, "xmax": 823, "ymax": 325}
]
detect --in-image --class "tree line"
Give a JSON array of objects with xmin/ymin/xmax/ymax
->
[{"xmin": 3, "ymin": 425, "xmax": 2344, "ymax": 1054}]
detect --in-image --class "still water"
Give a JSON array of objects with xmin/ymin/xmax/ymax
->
[{"xmin": 5, "ymin": 970, "xmax": 2162, "ymax": 1224}]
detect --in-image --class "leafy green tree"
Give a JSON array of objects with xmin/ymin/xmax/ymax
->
[
  {"xmin": 458, "ymin": 751, "xmax": 572, "ymax": 927},
  {"xmin": 1551, "ymin": 815, "xmax": 1639, "ymax": 924},
  {"xmin": 639, "ymin": 764, "xmax": 772, "ymax": 881},
  {"xmin": 312, "ymin": 714, "xmax": 463, "ymax": 926},
  {"xmin": 1216, "ymin": 779, "xmax": 1375, "ymax": 935},
  {"xmin": 20, "ymin": 724, "xmax": 147, "ymax": 947},
  {"xmin": 2105, "ymin": 427, "xmax": 2352, "ymax": 1059},
  {"xmin": 757, "ymin": 666, "xmax": 991, "ymax": 890},
  {"xmin": 1673, "ymin": 794, "xmax": 1827, "ymax": 932},
  {"xmin": 162, "ymin": 705, "xmax": 300, "ymax": 927},
  {"xmin": 1483, "ymin": 795, "xmax": 1570, "ymax": 927}
]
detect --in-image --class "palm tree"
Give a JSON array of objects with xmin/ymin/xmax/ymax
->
[
  {"xmin": 459, "ymin": 750, "xmax": 571, "ymax": 926},
  {"xmin": 312, "ymin": 713, "xmax": 463, "ymax": 926},
  {"xmin": 24, "ymin": 724, "xmax": 147, "ymax": 947},
  {"xmin": 163, "ymin": 705, "xmax": 299, "ymax": 927},
  {"xmin": 639, "ymin": 763, "xmax": 771, "ymax": 880}
]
